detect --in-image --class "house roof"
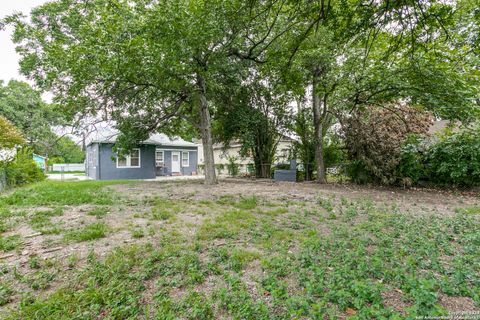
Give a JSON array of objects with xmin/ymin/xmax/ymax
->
[{"xmin": 88, "ymin": 130, "xmax": 197, "ymax": 148}]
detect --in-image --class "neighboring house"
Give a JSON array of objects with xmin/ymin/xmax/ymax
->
[
  {"xmin": 86, "ymin": 132, "xmax": 198, "ymax": 180},
  {"xmin": 197, "ymin": 136, "xmax": 295, "ymax": 174},
  {"xmin": 33, "ymin": 154, "xmax": 46, "ymax": 170}
]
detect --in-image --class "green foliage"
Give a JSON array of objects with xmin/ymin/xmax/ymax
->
[
  {"xmin": 398, "ymin": 135, "xmax": 428, "ymax": 185},
  {"xmin": 344, "ymin": 104, "xmax": 432, "ymax": 186},
  {"xmin": 0, "ymin": 80, "xmax": 62, "ymax": 155},
  {"xmin": 0, "ymin": 115, "xmax": 24, "ymax": 149},
  {"xmin": 4, "ymin": 148, "xmax": 45, "ymax": 188},
  {"xmin": 226, "ymin": 156, "xmax": 240, "ymax": 177},
  {"xmin": 49, "ymin": 136, "xmax": 85, "ymax": 164},
  {"xmin": 426, "ymin": 126, "xmax": 480, "ymax": 186}
]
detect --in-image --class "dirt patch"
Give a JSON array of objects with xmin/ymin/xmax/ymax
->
[
  {"xmin": 382, "ymin": 289, "xmax": 412, "ymax": 315},
  {"xmin": 439, "ymin": 294, "xmax": 480, "ymax": 313}
]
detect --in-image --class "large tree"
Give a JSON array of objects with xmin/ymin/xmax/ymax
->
[
  {"xmin": 273, "ymin": 0, "xmax": 479, "ymax": 183},
  {"xmin": 0, "ymin": 80, "xmax": 61, "ymax": 155},
  {"xmin": 5, "ymin": 0, "xmax": 298, "ymax": 184},
  {"xmin": 215, "ymin": 75, "xmax": 292, "ymax": 178}
]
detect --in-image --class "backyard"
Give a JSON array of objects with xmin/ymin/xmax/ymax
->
[{"xmin": 0, "ymin": 179, "xmax": 479, "ymax": 319}]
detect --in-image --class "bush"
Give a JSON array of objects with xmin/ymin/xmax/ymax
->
[
  {"xmin": 4, "ymin": 148, "xmax": 45, "ymax": 188},
  {"xmin": 425, "ymin": 126, "xmax": 480, "ymax": 186},
  {"xmin": 398, "ymin": 135, "xmax": 427, "ymax": 186},
  {"xmin": 226, "ymin": 156, "xmax": 240, "ymax": 177},
  {"xmin": 343, "ymin": 104, "xmax": 432, "ymax": 185}
]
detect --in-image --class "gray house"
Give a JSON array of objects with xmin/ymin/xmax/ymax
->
[{"xmin": 86, "ymin": 133, "xmax": 198, "ymax": 180}]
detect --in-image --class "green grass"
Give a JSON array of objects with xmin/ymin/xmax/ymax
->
[
  {"xmin": 0, "ymin": 235, "xmax": 23, "ymax": 252},
  {"xmin": 64, "ymin": 222, "xmax": 109, "ymax": 242},
  {"xmin": 1, "ymin": 180, "xmax": 480, "ymax": 319},
  {"xmin": 0, "ymin": 284, "xmax": 13, "ymax": 306},
  {"xmin": 87, "ymin": 207, "xmax": 110, "ymax": 217},
  {"xmin": 29, "ymin": 207, "xmax": 64, "ymax": 235},
  {"xmin": 148, "ymin": 197, "xmax": 182, "ymax": 221},
  {"xmin": 0, "ymin": 180, "xmax": 127, "ymax": 206},
  {"xmin": 455, "ymin": 206, "xmax": 480, "ymax": 215}
]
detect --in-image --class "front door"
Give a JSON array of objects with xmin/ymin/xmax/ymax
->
[{"xmin": 171, "ymin": 151, "xmax": 181, "ymax": 173}]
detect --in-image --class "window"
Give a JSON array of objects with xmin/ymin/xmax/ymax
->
[
  {"xmin": 117, "ymin": 148, "xmax": 141, "ymax": 168},
  {"xmin": 155, "ymin": 150, "xmax": 164, "ymax": 166},
  {"xmin": 182, "ymin": 151, "xmax": 189, "ymax": 167}
]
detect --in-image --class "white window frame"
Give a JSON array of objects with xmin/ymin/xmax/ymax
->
[
  {"xmin": 116, "ymin": 148, "xmax": 141, "ymax": 168},
  {"xmin": 181, "ymin": 151, "xmax": 189, "ymax": 167},
  {"xmin": 155, "ymin": 149, "xmax": 164, "ymax": 166}
]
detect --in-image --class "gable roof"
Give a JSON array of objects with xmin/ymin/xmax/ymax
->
[{"xmin": 88, "ymin": 129, "xmax": 196, "ymax": 148}]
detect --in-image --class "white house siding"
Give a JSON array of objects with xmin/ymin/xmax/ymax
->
[{"xmin": 197, "ymin": 138, "xmax": 295, "ymax": 175}]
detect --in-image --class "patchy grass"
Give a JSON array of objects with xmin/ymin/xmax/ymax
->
[
  {"xmin": 87, "ymin": 206, "xmax": 110, "ymax": 218},
  {"xmin": 29, "ymin": 207, "xmax": 64, "ymax": 235},
  {"xmin": 64, "ymin": 222, "xmax": 109, "ymax": 242},
  {"xmin": 0, "ymin": 284, "xmax": 13, "ymax": 306},
  {"xmin": 0, "ymin": 235, "xmax": 22, "ymax": 252},
  {"xmin": 1, "ymin": 180, "xmax": 479, "ymax": 318}
]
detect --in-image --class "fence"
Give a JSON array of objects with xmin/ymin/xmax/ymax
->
[{"xmin": 51, "ymin": 163, "xmax": 85, "ymax": 172}]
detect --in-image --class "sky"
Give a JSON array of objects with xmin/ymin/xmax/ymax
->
[{"xmin": 0, "ymin": 0, "xmax": 49, "ymax": 84}]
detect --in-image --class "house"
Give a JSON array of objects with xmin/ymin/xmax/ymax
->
[
  {"xmin": 197, "ymin": 136, "xmax": 295, "ymax": 175},
  {"xmin": 86, "ymin": 132, "xmax": 198, "ymax": 180}
]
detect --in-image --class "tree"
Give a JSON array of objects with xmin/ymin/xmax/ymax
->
[
  {"xmin": 0, "ymin": 116, "xmax": 24, "ymax": 149},
  {"xmin": 6, "ymin": 0, "xmax": 298, "ymax": 185},
  {"xmin": 273, "ymin": 0, "xmax": 479, "ymax": 183},
  {"xmin": 215, "ymin": 76, "xmax": 292, "ymax": 178},
  {"xmin": 0, "ymin": 80, "xmax": 60, "ymax": 155},
  {"xmin": 343, "ymin": 103, "xmax": 433, "ymax": 185},
  {"xmin": 49, "ymin": 136, "xmax": 85, "ymax": 164}
]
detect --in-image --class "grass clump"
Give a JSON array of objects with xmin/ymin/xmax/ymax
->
[
  {"xmin": 0, "ymin": 235, "xmax": 23, "ymax": 252},
  {"xmin": 131, "ymin": 227, "xmax": 145, "ymax": 238},
  {"xmin": 234, "ymin": 196, "xmax": 258, "ymax": 210},
  {"xmin": 148, "ymin": 197, "xmax": 182, "ymax": 221},
  {"xmin": 87, "ymin": 207, "xmax": 110, "ymax": 217},
  {"xmin": 0, "ymin": 283, "xmax": 13, "ymax": 306},
  {"xmin": 197, "ymin": 209, "xmax": 255, "ymax": 240},
  {"xmin": 64, "ymin": 222, "xmax": 108, "ymax": 242}
]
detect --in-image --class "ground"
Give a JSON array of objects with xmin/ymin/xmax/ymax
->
[{"xmin": 0, "ymin": 179, "xmax": 479, "ymax": 319}]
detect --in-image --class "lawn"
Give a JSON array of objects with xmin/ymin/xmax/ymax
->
[{"xmin": 0, "ymin": 180, "xmax": 479, "ymax": 319}]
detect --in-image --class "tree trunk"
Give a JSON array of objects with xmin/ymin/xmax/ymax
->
[
  {"xmin": 197, "ymin": 74, "xmax": 217, "ymax": 185},
  {"xmin": 312, "ymin": 68, "xmax": 327, "ymax": 184}
]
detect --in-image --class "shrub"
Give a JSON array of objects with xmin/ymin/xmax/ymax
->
[
  {"xmin": 227, "ymin": 156, "xmax": 240, "ymax": 177},
  {"xmin": 425, "ymin": 126, "xmax": 480, "ymax": 186},
  {"xmin": 343, "ymin": 103, "xmax": 432, "ymax": 185},
  {"xmin": 398, "ymin": 135, "xmax": 427, "ymax": 186},
  {"xmin": 4, "ymin": 148, "xmax": 45, "ymax": 188}
]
